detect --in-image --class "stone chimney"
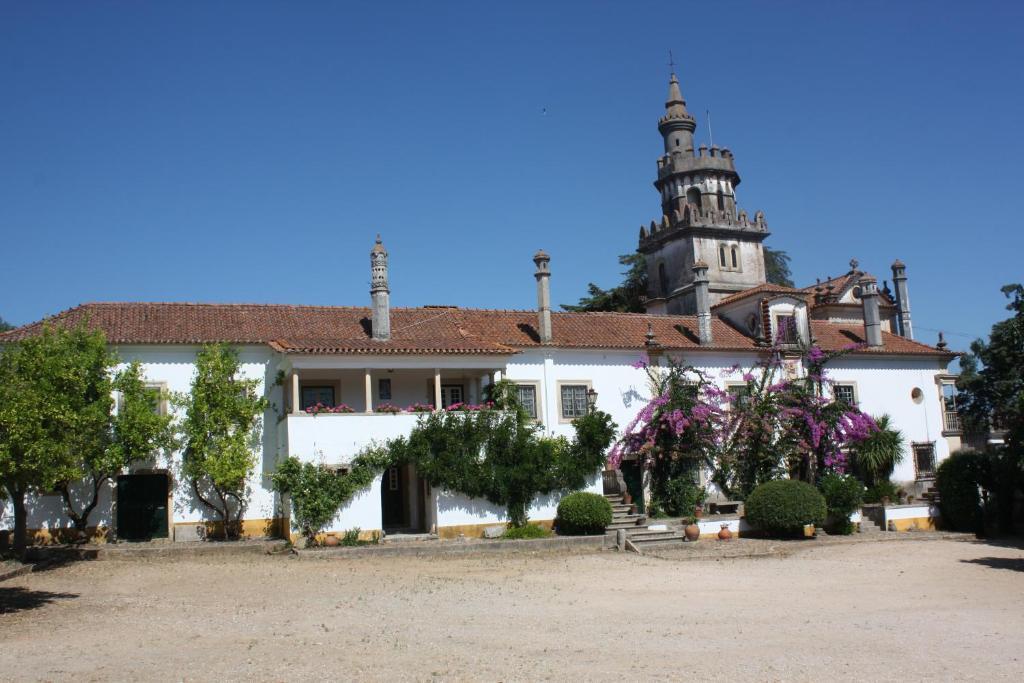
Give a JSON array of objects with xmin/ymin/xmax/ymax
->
[
  {"xmin": 692, "ymin": 259, "xmax": 713, "ymax": 345},
  {"xmin": 859, "ymin": 275, "xmax": 883, "ymax": 348},
  {"xmin": 890, "ymin": 259, "xmax": 913, "ymax": 339},
  {"xmin": 533, "ymin": 249, "xmax": 553, "ymax": 345},
  {"xmin": 370, "ymin": 235, "xmax": 390, "ymax": 341}
]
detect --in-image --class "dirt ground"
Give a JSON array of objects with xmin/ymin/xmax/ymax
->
[{"xmin": 1, "ymin": 538, "xmax": 1022, "ymax": 681}]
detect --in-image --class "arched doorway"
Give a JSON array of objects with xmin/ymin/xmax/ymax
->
[{"xmin": 380, "ymin": 464, "xmax": 429, "ymax": 534}]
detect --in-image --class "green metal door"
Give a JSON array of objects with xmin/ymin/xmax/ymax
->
[
  {"xmin": 620, "ymin": 461, "xmax": 645, "ymax": 515},
  {"xmin": 116, "ymin": 473, "xmax": 169, "ymax": 541}
]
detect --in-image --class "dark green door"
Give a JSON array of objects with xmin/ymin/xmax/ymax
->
[
  {"xmin": 620, "ymin": 461, "xmax": 645, "ymax": 514},
  {"xmin": 116, "ymin": 473, "xmax": 169, "ymax": 541},
  {"xmin": 381, "ymin": 467, "xmax": 406, "ymax": 530}
]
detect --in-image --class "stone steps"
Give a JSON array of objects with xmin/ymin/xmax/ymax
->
[{"xmin": 607, "ymin": 517, "xmax": 648, "ymax": 530}]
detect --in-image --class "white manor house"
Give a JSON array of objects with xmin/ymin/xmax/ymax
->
[{"xmin": 0, "ymin": 74, "xmax": 960, "ymax": 543}]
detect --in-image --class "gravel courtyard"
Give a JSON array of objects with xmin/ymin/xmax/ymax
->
[{"xmin": 1, "ymin": 538, "xmax": 1022, "ymax": 681}]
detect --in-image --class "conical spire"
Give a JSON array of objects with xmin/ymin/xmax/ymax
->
[
  {"xmin": 659, "ymin": 73, "xmax": 695, "ymax": 133},
  {"xmin": 665, "ymin": 73, "xmax": 688, "ymax": 114}
]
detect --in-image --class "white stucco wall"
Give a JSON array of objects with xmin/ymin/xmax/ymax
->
[{"xmin": 826, "ymin": 356, "xmax": 951, "ymax": 483}]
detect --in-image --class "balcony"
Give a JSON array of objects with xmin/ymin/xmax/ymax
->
[{"xmin": 286, "ymin": 412, "xmax": 421, "ymax": 465}]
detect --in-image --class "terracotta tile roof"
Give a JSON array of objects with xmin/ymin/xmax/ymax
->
[
  {"xmin": 0, "ymin": 301, "xmax": 952, "ymax": 357},
  {"xmin": 714, "ymin": 284, "xmax": 808, "ymax": 308},
  {"xmin": 809, "ymin": 321, "xmax": 953, "ymax": 356}
]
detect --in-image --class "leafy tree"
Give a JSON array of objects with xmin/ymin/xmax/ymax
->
[
  {"xmin": 179, "ymin": 344, "xmax": 267, "ymax": 540},
  {"xmin": 562, "ymin": 253, "xmax": 647, "ymax": 313},
  {"xmin": 272, "ymin": 446, "xmax": 390, "ymax": 545},
  {"xmin": 764, "ymin": 247, "xmax": 795, "ymax": 287},
  {"xmin": 848, "ymin": 414, "xmax": 904, "ymax": 487},
  {"xmin": 389, "ymin": 405, "xmax": 615, "ymax": 528},
  {"xmin": 58, "ymin": 361, "xmax": 176, "ymax": 535},
  {"xmin": 957, "ymin": 284, "xmax": 1024, "ymax": 451},
  {"xmin": 0, "ymin": 316, "xmax": 13, "ymax": 332},
  {"xmin": 0, "ymin": 324, "xmax": 109, "ymax": 555}
]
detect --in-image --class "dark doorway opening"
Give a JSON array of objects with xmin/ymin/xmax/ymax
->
[
  {"xmin": 381, "ymin": 465, "xmax": 428, "ymax": 534},
  {"xmin": 116, "ymin": 473, "xmax": 169, "ymax": 541}
]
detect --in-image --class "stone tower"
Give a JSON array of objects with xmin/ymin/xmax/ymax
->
[
  {"xmin": 638, "ymin": 72, "xmax": 770, "ymax": 314},
  {"xmin": 370, "ymin": 234, "xmax": 390, "ymax": 341}
]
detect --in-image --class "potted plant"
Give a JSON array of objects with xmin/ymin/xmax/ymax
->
[{"xmin": 683, "ymin": 516, "xmax": 700, "ymax": 542}]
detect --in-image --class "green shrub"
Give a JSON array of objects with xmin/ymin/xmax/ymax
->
[
  {"xmin": 864, "ymin": 480, "xmax": 902, "ymax": 504},
  {"xmin": 936, "ymin": 450, "xmax": 986, "ymax": 532},
  {"xmin": 651, "ymin": 477, "xmax": 705, "ymax": 518},
  {"xmin": 341, "ymin": 528, "xmax": 362, "ymax": 546},
  {"xmin": 556, "ymin": 492, "xmax": 613, "ymax": 535},
  {"xmin": 819, "ymin": 473, "xmax": 864, "ymax": 535},
  {"xmin": 744, "ymin": 479, "xmax": 827, "ymax": 537},
  {"xmin": 501, "ymin": 524, "xmax": 551, "ymax": 540}
]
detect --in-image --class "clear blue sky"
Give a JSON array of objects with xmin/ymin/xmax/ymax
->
[{"xmin": 2, "ymin": 1, "xmax": 1022, "ymax": 350}]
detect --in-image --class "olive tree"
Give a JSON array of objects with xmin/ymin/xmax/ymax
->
[
  {"xmin": 0, "ymin": 325, "xmax": 110, "ymax": 555},
  {"xmin": 179, "ymin": 344, "xmax": 266, "ymax": 540}
]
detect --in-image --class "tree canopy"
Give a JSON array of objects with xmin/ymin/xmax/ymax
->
[
  {"xmin": 0, "ymin": 324, "xmax": 111, "ymax": 554},
  {"xmin": 0, "ymin": 317, "xmax": 13, "ymax": 332},
  {"xmin": 562, "ymin": 253, "xmax": 647, "ymax": 313},
  {"xmin": 957, "ymin": 284, "xmax": 1024, "ymax": 451},
  {"xmin": 763, "ymin": 247, "xmax": 795, "ymax": 287},
  {"xmin": 179, "ymin": 344, "xmax": 267, "ymax": 539}
]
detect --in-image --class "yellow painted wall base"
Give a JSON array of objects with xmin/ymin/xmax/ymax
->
[
  {"xmin": 888, "ymin": 517, "xmax": 938, "ymax": 532},
  {"xmin": 437, "ymin": 519, "xmax": 554, "ymax": 540},
  {"xmin": 20, "ymin": 526, "xmax": 111, "ymax": 545},
  {"xmin": 173, "ymin": 517, "xmax": 285, "ymax": 540}
]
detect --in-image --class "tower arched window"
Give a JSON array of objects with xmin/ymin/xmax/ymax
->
[
  {"xmin": 719, "ymin": 246, "xmax": 727, "ymax": 268},
  {"xmin": 658, "ymin": 263, "xmax": 669, "ymax": 298},
  {"xmin": 731, "ymin": 247, "xmax": 739, "ymax": 269},
  {"xmin": 686, "ymin": 188, "xmax": 701, "ymax": 208},
  {"xmin": 717, "ymin": 191, "xmax": 725, "ymax": 211}
]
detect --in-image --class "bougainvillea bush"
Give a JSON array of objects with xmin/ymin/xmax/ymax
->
[{"xmin": 610, "ymin": 344, "xmax": 881, "ymax": 506}]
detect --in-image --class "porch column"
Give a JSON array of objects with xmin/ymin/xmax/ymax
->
[
  {"xmin": 291, "ymin": 371, "xmax": 300, "ymax": 415},
  {"xmin": 364, "ymin": 368, "xmax": 373, "ymax": 414},
  {"xmin": 433, "ymin": 368, "xmax": 442, "ymax": 411}
]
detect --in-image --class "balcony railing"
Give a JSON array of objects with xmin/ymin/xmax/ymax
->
[{"xmin": 943, "ymin": 410, "xmax": 961, "ymax": 433}]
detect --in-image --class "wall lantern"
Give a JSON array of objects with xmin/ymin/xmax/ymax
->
[{"xmin": 587, "ymin": 388, "xmax": 599, "ymax": 413}]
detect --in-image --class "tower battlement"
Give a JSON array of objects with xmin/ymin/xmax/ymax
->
[
  {"xmin": 638, "ymin": 207, "xmax": 768, "ymax": 247},
  {"xmin": 656, "ymin": 146, "xmax": 737, "ymax": 178}
]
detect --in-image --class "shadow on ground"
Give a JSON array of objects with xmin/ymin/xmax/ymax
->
[
  {"xmin": 960, "ymin": 556, "xmax": 1024, "ymax": 573},
  {"xmin": 0, "ymin": 587, "xmax": 78, "ymax": 614}
]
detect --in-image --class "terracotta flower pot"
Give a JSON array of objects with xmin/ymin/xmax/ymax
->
[
  {"xmin": 684, "ymin": 523, "xmax": 700, "ymax": 542},
  {"xmin": 623, "ymin": 492, "xmax": 632, "ymax": 505},
  {"xmin": 694, "ymin": 504, "xmax": 704, "ymax": 519},
  {"xmin": 717, "ymin": 523, "xmax": 733, "ymax": 541},
  {"xmin": 323, "ymin": 534, "xmax": 340, "ymax": 547}
]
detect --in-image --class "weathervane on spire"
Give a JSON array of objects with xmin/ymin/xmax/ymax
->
[{"xmin": 667, "ymin": 49, "xmax": 676, "ymax": 75}]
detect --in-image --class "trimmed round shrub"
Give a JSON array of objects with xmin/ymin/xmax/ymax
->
[
  {"xmin": 744, "ymin": 479, "xmax": 827, "ymax": 537},
  {"xmin": 556, "ymin": 492, "xmax": 613, "ymax": 535},
  {"xmin": 819, "ymin": 473, "xmax": 864, "ymax": 535},
  {"xmin": 936, "ymin": 450, "xmax": 986, "ymax": 532}
]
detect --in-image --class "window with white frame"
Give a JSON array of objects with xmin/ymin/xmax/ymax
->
[
  {"xmin": 516, "ymin": 384, "xmax": 538, "ymax": 419},
  {"xmin": 301, "ymin": 385, "xmax": 335, "ymax": 411},
  {"xmin": 834, "ymin": 384, "xmax": 857, "ymax": 407},
  {"xmin": 726, "ymin": 384, "xmax": 752, "ymax": 409},
  {"xmin": 378, "ymin": 378, "xmax": 392, "ymax": 401},
  {"xmin": 560, "ymin": 384, "xmax": 589, "ymax": 420}
]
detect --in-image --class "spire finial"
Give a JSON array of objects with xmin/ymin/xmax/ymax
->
[
  {"xmin": 668, "ymin": 49, "xmax": 676, "ymax": 75},
  {"xmin": 849, "ymin": 258, "xmax": 859, "ymax": 272}
]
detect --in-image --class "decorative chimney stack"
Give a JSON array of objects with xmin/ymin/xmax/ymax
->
[
  {"xmin": 859, "ymin": 275, "xmax": 883, "ymax": 348},
  {"xmin": 533, "ymin": 249, "xmax": 553, "ymax": 345},
  {"xmin": 370, "ymin": 235, "xmax": 390, "ymax": 341},
  {"xmin": 692, "ymin": 259, "xmax": 713, "ymax": 345},
  {"xmin": 890, "ymin": 259, "xmax": 913, "ymax": 339}
]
